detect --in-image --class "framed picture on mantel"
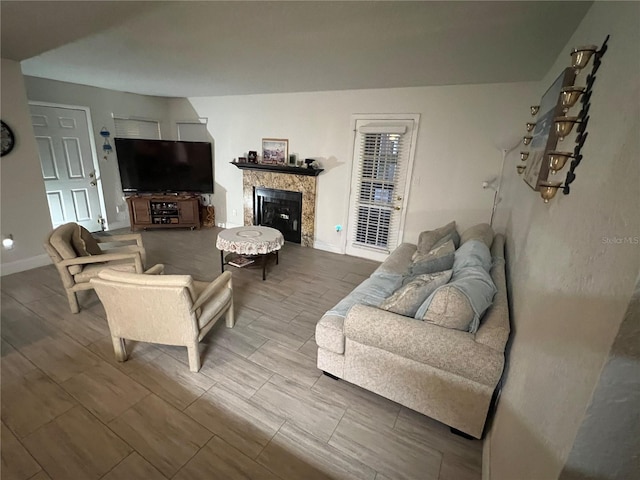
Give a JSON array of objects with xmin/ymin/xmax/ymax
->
[{"xmin": 261, "ymin": 138, "xmax": 288, "ymax": 165}]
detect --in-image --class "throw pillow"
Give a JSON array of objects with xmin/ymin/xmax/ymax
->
[
  {"xmin": 380, "ymin": 269, "xmax": 453, "ymax": 317},
  {"xmin": 71, "ymin": 225, "xmax": 103, "ymax": 257},
  {"xmin": 432, "ymin": 231, "xmax": 460, "ymax": 250},
  {"xmin": 415, "ymin": 264, "xmax": 497, "ymax": 333},
  {"xmin": 460, "ymin": 223, "xmax": 494, "ymax": 249},
  {"xmin": 412, "ymin": 221, "xmax": 458, "ymax": 260},
  {"xmin": 420, "ymin": 286, "xmax": 475, "ymax": 331},
  {"xmin": 410, "ymin": 239, "xmax": 455, "ymax": 275}
]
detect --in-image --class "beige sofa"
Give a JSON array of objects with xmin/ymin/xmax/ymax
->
[{"xmin": 315, "ymin": 234, "xmax": 509, "ymax": 439}]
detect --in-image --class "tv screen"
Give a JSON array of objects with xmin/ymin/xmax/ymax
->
[{"xmin": 115, "ymin": 138, "xmax": 214, "ymax": 193}]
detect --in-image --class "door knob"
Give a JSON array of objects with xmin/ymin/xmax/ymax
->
[
  {"xmin": 90, "ymin": 181, "xmax": 96, "ymax": 187},
  {"xmin": 394, "ymin": 206, "xmax": 401, "ymax": 211}
]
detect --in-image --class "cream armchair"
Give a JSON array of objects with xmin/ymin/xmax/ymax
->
[
  {"xmin": 90, "ymin": 266, "xmax": 235, "ymax": 372},
  {"xmin": 44, "ymin": 222, "xmax": 146, "ymax": 313}
]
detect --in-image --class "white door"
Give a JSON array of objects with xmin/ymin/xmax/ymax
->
[
  {"xmin": 346, "ymin": 115, "xmax": 419, "ymax": 262},
  {"xmin": 30, "ymin": 104, "xmax": 104, "ymax": 232}
]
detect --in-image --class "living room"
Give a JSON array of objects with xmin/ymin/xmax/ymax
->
[{"xmin": 1, "ymin": 2, "xmax": 638, "ymax": 480}]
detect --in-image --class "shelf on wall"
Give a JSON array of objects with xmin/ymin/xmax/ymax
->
[{"xmin": 231, "ymin": 162, "xmax": 323, "ymax": 176}]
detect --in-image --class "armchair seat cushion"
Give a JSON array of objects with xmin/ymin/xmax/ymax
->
[
  {"xmin": 192, "ymin": 280, "xmax": 233, "ymax": 328},
  {"xmin": 74, "ymin": 261, "xmax": 137, "ymax": 283}
]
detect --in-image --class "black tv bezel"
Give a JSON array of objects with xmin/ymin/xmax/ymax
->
[{"xmin": 115, "ymin": 137, "xmax": 214, "ymax": 194}]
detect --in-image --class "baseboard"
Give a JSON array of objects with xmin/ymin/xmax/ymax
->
[
  {"xmin": 1, "ymin": 254, "xmax": 52, "ymax": 276},
  {"xmin": 105, "ymin": 220, "xmax": 130, "ymax": 231},
  {"xmin": 313, "ymin": 240, "xmax": 344, "ymax": 254},
  {"xmin": 217, "ymin": 222, "xmax": 243, "ymax": 229}
]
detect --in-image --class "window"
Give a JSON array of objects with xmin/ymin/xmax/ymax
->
[
  {"xmin": 113, "ymin": 116, "xmax": 161, "ymax": 139},
  {"xmin": 177, "ymin": 120, "xmax": 208, "ymax": 142}
]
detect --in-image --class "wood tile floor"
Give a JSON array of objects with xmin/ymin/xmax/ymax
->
[{"xmin": 1, "ymin": 227, "xmax": 482, "ymax": 480}]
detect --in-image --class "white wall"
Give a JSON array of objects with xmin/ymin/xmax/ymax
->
[
  {"xmin": 186, "ymin": 82, "xmax": 536, "ymax": 253},
  {"xmin": 487, "ymin": 2, "xmax": 640, "ymax": 479},
  {"xmin": 23, "ymin": 76, "xmax": 173, "ymax": 230},
  {"xmin": 1, "ymin": 59, "xmax": 53, "ymax": 274}
]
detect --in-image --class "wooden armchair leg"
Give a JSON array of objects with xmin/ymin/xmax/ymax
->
[
  {"xmin": 67, "ymin": 291, "xmax": 80, "ymax": 314},
  {"xmin": 112, "ymin": 337, "xmax": 128, "ymax": 362},
  {"xmin": 187, "ymin": 344, "xmax": 201, "ymax": 372}
]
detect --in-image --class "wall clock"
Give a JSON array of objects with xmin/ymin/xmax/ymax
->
[{"xmin": 1, "ymin": 121, "xmax": 16, "ymax": 157}]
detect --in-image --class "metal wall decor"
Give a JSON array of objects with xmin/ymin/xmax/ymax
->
[
  {"xmin": 518, "ymin": 35, "xmax": 609, "ymax": 202},
  {"xmin": 563, "ymin": 35, "xmax": 609, "ymax": 196}
]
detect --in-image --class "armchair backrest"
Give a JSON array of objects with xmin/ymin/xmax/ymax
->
[
  {"xmin": 91, "ymin": 269, "xmax": 200, "ymax": 346},
  {"xmin": 44, "ymin": 223, "xmax": 82, "ymax": 277}
]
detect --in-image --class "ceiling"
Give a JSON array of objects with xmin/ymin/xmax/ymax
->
[{"xmin": 2, "ymin": 1, "xmax": 593, "ymax": 98}]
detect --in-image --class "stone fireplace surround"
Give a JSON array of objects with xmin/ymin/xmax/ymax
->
[{"xmin": 242, "ymin": 171, "xmax": 317, "ymax": 247}]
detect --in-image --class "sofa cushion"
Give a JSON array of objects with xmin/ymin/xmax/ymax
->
[
  {"xmin": 475, "ymin": 234, "xmax": 511, "ymax": 351},
  {"xmin": 453, "ymin": 239, "xmax": 492, "ymax": 273},
  {"xmin": 412, "ymin": 221, "xmax": 459, "ymax": 260},
  {"xmin": 410, "ymin": 239, "xmax": 455, "ymax": 275},
  {"xmin": 460, "ymin": 223, "xmax": 494, "ymax": 249},
  {"xmin": 326, "ymin": 273, "xmax": 403, "ymax": 318},
  {"xmin": 71, "ymin": 225, "xmax": 103, "ymax": 257},
  {"xmin": 416, "ymin": 265, "xmax": 497, "ymax": 333},
  {"xmin": 343, "ymin": 304, "xmax": 504, "ymax": 386},
  {"xmin": 380, "ymin": 269, "xmax": 452, "ymax": 317},
  {"xmin": 373, "ymin": 243, "xmax": 416, "ymax": 277}
]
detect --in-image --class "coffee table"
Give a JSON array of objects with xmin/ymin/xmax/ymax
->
[{"xmin": 217, "ymin": 226, "xmax": 284, "ymax": 280}]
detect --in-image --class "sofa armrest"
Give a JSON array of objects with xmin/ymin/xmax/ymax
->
[{"xmin": 344, "ymin": 304, "xmax": 504, "ymax": 386}]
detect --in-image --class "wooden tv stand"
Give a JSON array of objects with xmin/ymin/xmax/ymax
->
[{"xmin": 126, "ymin": 195, "xmax": 200, "ymax": 231}]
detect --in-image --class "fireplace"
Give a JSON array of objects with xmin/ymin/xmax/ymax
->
[
  {"xmin": 243, "ymin": 170, "xmax": 317, "ymax": 247},
  {"xmin": 254, "ymin": 187, "xmax": 302, "ymax": 244}
]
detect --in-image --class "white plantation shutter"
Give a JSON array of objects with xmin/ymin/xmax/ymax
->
[
  {"xmin": 351, "ymin": 124, "xmax": 409, "ymax": 253},
  {"xmin": 113, "ymin": 117, "xmax": 161, "ymax": 139},
  {"xmin": 177, "ymin": 120, "xmax": 208, "ymax": 142}
]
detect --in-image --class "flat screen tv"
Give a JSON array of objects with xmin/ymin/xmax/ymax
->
[{"xmin": 115, "ymin": 138, "xmax": 214, "ymax": 193}]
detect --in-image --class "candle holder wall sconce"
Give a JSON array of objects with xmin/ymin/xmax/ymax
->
[
  {"xmin": 563, "ymin": 34, "xmax": 608, "ymax": 196},
  {"xmin": 520, "ymin": 35, "xmax": 608, "ymax": 202}
]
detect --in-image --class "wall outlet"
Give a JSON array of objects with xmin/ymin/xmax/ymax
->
[{"xmin": 232, "ymin": 209, "xmax": 237, "ymax": 217}]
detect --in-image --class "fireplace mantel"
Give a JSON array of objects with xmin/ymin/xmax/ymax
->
[{"xmin": 231, "ymin": 162, "xmax": 323, "ymax": 176}]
